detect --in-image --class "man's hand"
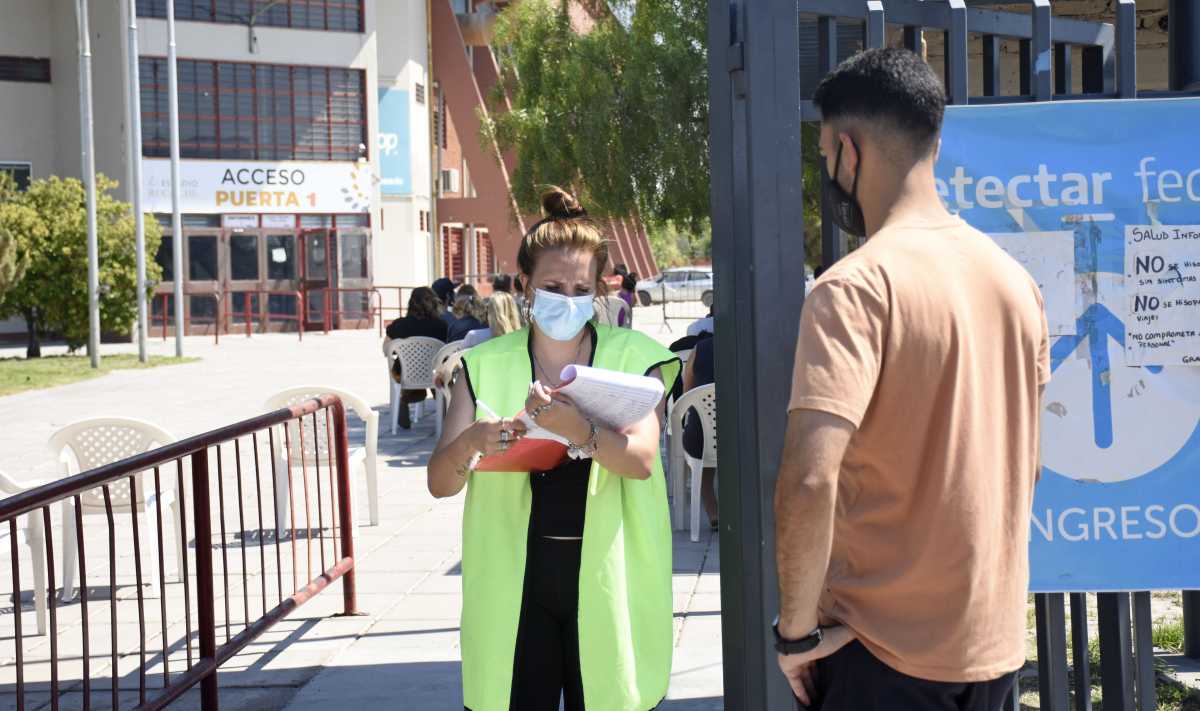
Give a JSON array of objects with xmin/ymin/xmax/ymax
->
[{"xmin": 776, "ymin": 625, "xmax": 855, "ymax": 706}]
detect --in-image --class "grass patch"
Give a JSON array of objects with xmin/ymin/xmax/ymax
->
[
  {"xmin": 1154, "ymin": 619, "xmax": 1187, "ymax": 654},
  {"xmin": 0, "ymin": 354, "xmax": 198, "ymax": 396}
]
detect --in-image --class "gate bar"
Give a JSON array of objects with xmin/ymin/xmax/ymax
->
[
  {"xmin": 945, "ymin": 0, "xmax": 968, "ymax": 105},
  {"xmin": 1098, "ymin": 593, "xmax": 1135, "ymax": 711},
  {"xmin": 1036, "ymin": 593, "xmax": 1070, "ymax": 711},
  {"xmin": 1070, "ymin": 593, "xmax": 1093, "ymax": 711},
  {"xmin": 1132, "ymin": 592, "xmax": 1156, "ymax": 711},
  {"xmin": 1185, "ymin": 591, "xmax": 1200, "ymax": 659}
]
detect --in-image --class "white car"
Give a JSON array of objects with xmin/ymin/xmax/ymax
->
[{"xmin": 636, "ymin": 267, "xmax": 714, "ymax": 307}]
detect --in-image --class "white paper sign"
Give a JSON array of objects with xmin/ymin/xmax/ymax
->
[
  {"xmin": 988, "ymin": 231, "xmax": 1077, "ymax": 336},
  {"xmin": 222, "ymin": 214, "xmax": 258, "ymax": 229},
  {"xmin": 271, "ymin": 248, "xmax": 288, "ymax": 264},
  {"xmin": 141, "ymin": 159, "xmax": 371, "ymax": 214},
  {"xmin": 1124, "ymin": 225, "xmax": 1200, "ymax": 366},
  {"xmin": 261, "ymin": 214, "xmax": 297, "ymax": 229}
]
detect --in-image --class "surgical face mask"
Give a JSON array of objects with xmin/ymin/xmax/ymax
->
[
  {"xmin": 821, "ymin": 141, "xmax": 867, "ymax": 238},
  {"xmin": 530, "ymin": 288, "xmax": 594, "ymax": 341}
]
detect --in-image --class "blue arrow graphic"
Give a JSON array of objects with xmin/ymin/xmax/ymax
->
[{"xmin": 1050, "ymin": 303, "xmax": 1162, "ymax": 449}]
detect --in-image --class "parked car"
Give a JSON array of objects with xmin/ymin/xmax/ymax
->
[{"xmin": 636, "ymin": 267, "xmax": 714, "ymax": 307}]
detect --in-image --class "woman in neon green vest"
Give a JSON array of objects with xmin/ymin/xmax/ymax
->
[{"xmin": 428, "ymin": 187, "xmax": 680, "ymax": 711}]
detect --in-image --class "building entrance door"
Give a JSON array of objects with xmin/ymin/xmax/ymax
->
[{"xmin": 301, "ymin": 228, "xmax": 335, "ymax": 332}]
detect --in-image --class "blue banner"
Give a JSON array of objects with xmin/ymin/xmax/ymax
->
[
  {"xmin": 378, "ymin": 88, "xmax": 412, "ymax": 196},
  {"xmin": 937, "ymin": 98, "xmax": 1200, "ymax": 592}
]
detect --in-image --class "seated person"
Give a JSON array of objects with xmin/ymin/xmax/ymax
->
[
  {"xmin": 681, "ymin": 334, "xmax": 717, "ymax": 530},
  {"xmin": 447, "ymin": 286, "xmax": 486, "ymax": 342},
  {"xmin": 431, "ymin": 277, "xmax": 457, "ymax": 326},
  {"xmin": 463, "ymin": 291, "xmax": 521, "ymax": 348},
  {"xmin": 384, "ymin": 287, "xmax": 448, "ymax": 429},
  {"xmin": 687, "ymin": 310, "xmax": 714, "ymax": 338},
  {"xmin": 491, "ymin": 273, "xmax": 513, "ymax": 293}
]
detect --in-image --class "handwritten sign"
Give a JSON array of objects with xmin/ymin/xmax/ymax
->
[{"xmin": 1125, "ymin": 225, "xmax": 1200, "ymax": 365}]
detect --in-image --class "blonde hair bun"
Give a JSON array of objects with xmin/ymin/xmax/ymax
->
[{"xmin": 541, "ymin": 186, "xmax": 587, "ymax": 219}]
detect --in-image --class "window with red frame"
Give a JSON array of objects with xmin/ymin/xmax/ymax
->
[
  {"xmin": 136, "ymin": 1, "xmax": 364, "ymax": 33},
  {"xmin": 139, "ymin": 57, "xmax": 366, "ymax": 161}
]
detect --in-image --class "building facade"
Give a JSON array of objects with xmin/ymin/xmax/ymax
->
[{"xmin": 0, "ymin": 0, "xmax": 659, "ymax": 340}]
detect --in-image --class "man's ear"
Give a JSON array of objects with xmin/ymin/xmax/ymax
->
[{"xmin": 840, "ymin": 133, "xmax": 861, "ymax": 174}]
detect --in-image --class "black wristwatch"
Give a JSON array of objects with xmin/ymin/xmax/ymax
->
[{"xmin": 772, "ymin": 615, "xmax": 823, "ymax": 655}]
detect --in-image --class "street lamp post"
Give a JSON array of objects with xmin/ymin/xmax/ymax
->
[
  {"xmin": 126, "ymin": 0, "xmax": 148, "ymax": 363},
  {"xmin": 76, "ymin": 0, "xmax": 100, "ymax": 368},
  {"xmin": 167, "ymin": 0, "xmax": 185, "ymax": 357}
]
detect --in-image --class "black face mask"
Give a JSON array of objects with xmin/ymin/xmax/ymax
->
[{"xmin": 820, "ymin": 141, "xmax": 867, "ymax": 238}]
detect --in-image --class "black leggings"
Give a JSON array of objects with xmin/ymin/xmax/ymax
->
[{"xmin": 510, "ymin": 537, "xmax": 585, "ymax": 711}]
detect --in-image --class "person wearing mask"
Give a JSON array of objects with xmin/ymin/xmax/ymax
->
[
  {"xmin": 681, "ymin": 333, "xmax": 717, "ymax": 529},
  {"xmin": 448, "ymin": 286, "xmax": 486, "ymax": 342},
  {"xmin": 384, "ymin": 287, "xmax": 449, "ymax": 429},
  {"xmin": 428, "ymin": 186, "xmax": 679, "ymax": 711},
  {"xmin": 432, "ymin": 277, "xmax": 457, "ymax": 327},
  {"xmin": 773, "ymin": 49, "xmax": 1048, "ymax": 710}
]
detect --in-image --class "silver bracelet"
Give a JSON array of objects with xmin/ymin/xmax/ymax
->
[{"xmin": 567, "ymin": 421, "xmax": 599, "ymax": 460}]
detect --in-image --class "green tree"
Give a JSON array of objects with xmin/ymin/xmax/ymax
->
[
  {"xmin": 486, "ymin": 0, "xmax": 827, "ymax": 269},
  {"xmin": 0, "ymin": 175, "xmax": 163, "ymax": 357},
  {"xmin": 0, "ymin": 174, "xmax": 38, "ymax": 297}
]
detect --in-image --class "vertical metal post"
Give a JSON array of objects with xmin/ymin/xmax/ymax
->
[
  {"xmin": 1082, "ymin": 45, "xmax": 1106, "ymax": 94},
  {"xmin": 76, "ymin": 0, "xmax": 101, "ymax": 369},
  {"xmin": 816, "ymin": 15, "xmax": 841, "ymax": 269},
  {"xmin": 983, "ymin": 35, "xmax": 1001, "ymax": 97},
  {"xmin": 127, "ymin": 0, "xmax": 148, "ymax": 363},
  {"xmin": 1116, "ymin": 0, "xmax": 1137, "ymax": 98},
  {"xmin": 1070, "ymin": 593, "xmax": 1093, "ymax": 711},
  {"xmin": 1132, "ymin": 592, "xmax": 1156, "ymax": 711},
  {"xmin": 1098, "ymin": 592, "xmax": 1135, "ymax": 711},
  {"xmin": 167, "ymin": 0, "xmax": 185, "ymax": 357},
  {"xmin": 708, "ymin": 0, "xmax": 804, "ymax": 707},
  {"xmin": 1184, "ymin": 590, "xmax": 1200, "ymax": 659},
  {"xmin": 1031, "ymin": 0, "xmax": 1053, "ymax": 101},
  {"xmin": 945, "ymin": 0, "xmax": 968, "ymax": 105},
  {"xmin": 1036, "ymin": 593, "xmax": 1070, "ymax": 711},
  {"xmin": 1019, "ymin": 38, "xmax": 1032, "ymax": 95},
  {"xmin": 1054, "ymin": 44, "xmax": 1073, "ymax": 94},
  {"xmin": 1169, "ymin": 0, "xmax": 1200, "ymax": 90},
  {"xmin": 331, "ymin": 401, "xmax": 358, "ymax": 615},
  {"xmin": 191, "ymin": 447, "xmax": 219, "ymax": 709},
  {"xmin": 903, "ymin": 25, "xmax": 922, "ymax": 55},
  {"xmin": 865, "ymin": 2, "xmax": 885, "ymax": 50}
]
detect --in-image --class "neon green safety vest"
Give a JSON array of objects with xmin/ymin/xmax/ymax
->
[{"xmin": 459, "ymin": 324, "xmax": 681, "ymax": 711}]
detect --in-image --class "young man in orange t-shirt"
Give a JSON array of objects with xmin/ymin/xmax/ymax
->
[{"xmin": 772, "ymin": 48, "xmax": 1049, "ymax": 711}]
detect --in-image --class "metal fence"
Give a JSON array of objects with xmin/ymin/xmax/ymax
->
[
  {"xmin": 708, "ymin": 1, "xmax": 1200, "ymax": 709},
  {"xmin": 0, "ymin": 394, "xmax": 357, "ymax": 710}
]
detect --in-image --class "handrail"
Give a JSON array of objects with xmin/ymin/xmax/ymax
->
[
  {"xmin": 220, "ymin": 289, "xmax": 305, "ymax": 342},
  {"xmin": 1, "ymin": 394, "xmax": 357, "ymax": 710}
]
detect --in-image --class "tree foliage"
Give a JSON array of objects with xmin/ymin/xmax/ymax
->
[
  {"xmin": 0, "ymin": 175, "xmax": 163, "ymax": 356},
  {"xmin": 486, "ymin": 0, "xmax": 710, "ymax": 232},
  {"xmin": 0, "ymin": 174, "xmax": 37, "ymax": 296}
]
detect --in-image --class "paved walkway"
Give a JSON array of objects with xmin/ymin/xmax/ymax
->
[{"xmin": 1, "ymin": 316, "xmax": 724, "ymax": 710}]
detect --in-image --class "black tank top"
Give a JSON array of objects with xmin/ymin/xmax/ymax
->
[{"xmin": 530, "ymin": 457, "xmax": 593, "ymax": 538}]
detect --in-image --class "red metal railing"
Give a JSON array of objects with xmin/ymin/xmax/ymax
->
[
  {"xmin": 221, "ymin": 289, "xmax": 305, "ymax": 342},
  {"xmin": 0, "ymin": 395, "xmax": 357, "ymax": 710},
  {"xmin": 371, "ymin": 285, "xmax": 423, "ymax": 337},
  {"xmin": 152, "ymin": 293, "xmax": 222, "ymax": 345}
]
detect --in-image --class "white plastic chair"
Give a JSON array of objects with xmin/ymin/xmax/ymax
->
[
  {"xmin": 597, "ymin": 296, "xmax": 631, "ymax": 328},
  {"xmin": 388, "ymin": 337, "xmax": 444, "ymax": 435},
  {"xmin": 264, "ymin": 386, "xmax": 380, "ymax": 531},
  {"xmin": 0, "ymin": 470, "xmax": 49, "ymax": 635},
  {"xmin": 669, "ymin": 384, "xmax": 717, "ymax": 542},
  {"xmin": 431, "ymin": 340, "xmax": 469, "ymax": 440},
  {"xmin": 47, "ymin": 418, "xmax": 184, "ymax": 602}
]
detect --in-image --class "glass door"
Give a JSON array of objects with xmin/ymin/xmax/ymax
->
[
  {"xmin": 224, "ymin": 229, "xmax": 264, "ymax": 334},
  {"xmin": 301, "ymin": 229, "xmax": 335, "ymax": 331},
  {"xmin": 263, "ymin": 230, "xmax": 301, "ymax": 333},
  {"xmin": 336, "ymin": 228, "xmax": 372, "ymax": 330},
  {"xmin": 185, "ymin": 231, "xmax": 221, "ymax": 335}
]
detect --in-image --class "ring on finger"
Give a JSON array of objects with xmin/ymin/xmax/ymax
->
[{"xmin": 500, "ymin": 429, "xmax": 511, "ymax": 444}]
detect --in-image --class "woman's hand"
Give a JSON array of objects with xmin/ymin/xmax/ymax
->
[
  {"xmin": 468, "ymin": 417, "xmax": 528, "ymax": 457},
  {"xmin": 525, "ymin": 381, "xmax": 591, "ymax": 443}
]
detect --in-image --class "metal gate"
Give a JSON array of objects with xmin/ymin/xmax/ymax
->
[{"xmin": 707, "ymin": 1, "xmax": 1200, "ymax": 709}]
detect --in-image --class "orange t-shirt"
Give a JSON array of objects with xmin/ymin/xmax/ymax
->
[{"xmin": 789, "ymin": 217, "xmax": 1050, "ymax": 683}]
